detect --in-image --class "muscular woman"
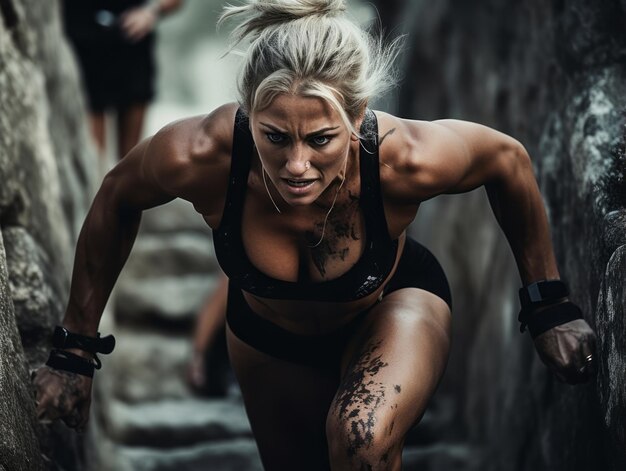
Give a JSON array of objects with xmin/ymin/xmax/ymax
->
[{"xmin": 35, "ymin": 1, "xmax": 596, "ymax": 469}]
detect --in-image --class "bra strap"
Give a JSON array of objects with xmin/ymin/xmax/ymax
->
[
  {"xmin": 358, "ymin": 109, "xmax": 393, "ymax": 243},
  {"xmin": 220, "ymin": 108, "xmax": 254, "ymax": 230}
]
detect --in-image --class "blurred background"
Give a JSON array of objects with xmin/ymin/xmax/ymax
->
[{"xmin": 0, "ymin": 0, "xmax": 624, "ymax": 470}]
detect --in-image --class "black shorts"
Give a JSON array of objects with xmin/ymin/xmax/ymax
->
[
  {"xmin": 226, "ymin": 237, "xmax": 451, "ymax": 370},
  {"xmin": 63, "ymin": 1, "xmax": 156, "ymax": 112},
  {"xmin": 72, "ymin": 37, "xmax": 156, "ymax": 112}
]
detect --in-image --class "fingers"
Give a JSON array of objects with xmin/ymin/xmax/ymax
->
[
  {"xmin": 36, "ymin": 393, "xmax": 64, "ymax": 423},
  {"xmin": 535, "ymin": 320, "xmax": 598, "ymax": 385},
  {"xmin": 557, "ymin": 336, "xmax": 597, "ymax": 385},
  {"xmin": 120, "ymin": 8, "xmax": 155, "ymax": 42},
  {"xmin": 575, "ymin": 337, "xmax": 598, "ymax": 382},
  {"xmin": 32, "ymin": 367, "xmax": 90, "ymax": 430},
  {"xmin": 187, "ymin": 355, "xmax": 207, "ymax": 390},
  {"xmin": 76, "ymin": 400, "xmax": 92, "ymax": 433},
  {"xmin": 62, "ymin": 408, "xmax": 83, "ymax": 429}
]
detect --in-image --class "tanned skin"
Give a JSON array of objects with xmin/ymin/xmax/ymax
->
[{"xmin": 33, "ymin": 97, "xmax": 596, "ymax": 469}]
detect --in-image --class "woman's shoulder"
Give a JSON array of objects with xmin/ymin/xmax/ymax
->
[
  {"xmin": 144, "ymin": 103, "xmax": 241, "ymax": 215},
  {"xmin": 150, "ymin": 102, "xmax": 239, "ymax": 164},
  {"xmin": 373, "ymin": 110, "xmax": 464, "ymax": 173},
  {"xmin": 373, "ymin": 110, "xmax": 442, "ymax": 204},
  {"xmin": 374, "ymin": 110, "xmax": 522, "ymax": 204}
]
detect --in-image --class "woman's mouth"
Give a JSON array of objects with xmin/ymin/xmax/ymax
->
[
  {"xmin": 287, "ymin": 179, "xmax": 314, "ymax": 187},
  {"xmin": 282, "ymin": 178, "xmax": 317, "ymax": 193}
]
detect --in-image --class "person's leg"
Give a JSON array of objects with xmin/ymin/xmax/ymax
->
[
  {"xmin": 116, "ymin": 103, "xmax": 147, "ymax": 159},
  {"xmin": 88, "ymin": 111, "xmax": 106, "ymax": 154},
  {"xmin": 227, "ymin": 325, "xmax": 339, "ymax": 470},
  {"xmin": 326, "ymin": 288, "xmax": 452, "ymax": 470}
]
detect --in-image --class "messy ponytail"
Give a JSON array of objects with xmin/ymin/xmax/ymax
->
[{"xmin": 219, "ymin": 0, "xmax": 402, "ymax": 134}]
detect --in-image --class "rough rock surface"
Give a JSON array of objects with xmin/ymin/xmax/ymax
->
[
  {"xmin": 0, "ymin": 232, "xmax": 43, "ymax": 471},
  {"xmin": 0, "ymin": 0, "xmax": 95, "ymax": 471},
  {"xmin": 0, "ymin": 0, "xmax": 96, "ymax": 469},
  {"xmin": 380, "ymin": 0, "xmax": 626, "ymax": 469}
]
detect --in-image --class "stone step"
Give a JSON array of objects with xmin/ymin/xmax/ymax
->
[
  {"xmin": 121, "ymin": 232, "xmax": 219, "ymax": 280},
  {"xmin": 89, "ymin": 416, "xmax": 262, "ymax": 471},
  {"xmin": 99, "ymin": 398, "xmax": 253, "ymax": 448},
  {"xmin": 115, "ymin": 438, "xmax": 263, "ymax": 471},
  {"xmin": 139, "ymin": 199, "xmax": 212, "ymax": 236},
  {"xmin": 114, "ymin": 274, "xmax": 218, "ymax": 325},
  {"xmin": 103, "ymin": 331, "xmax": 194, "ymax": 403}
]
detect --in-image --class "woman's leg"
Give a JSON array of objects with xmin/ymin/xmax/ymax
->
[
  {"xmin": 227, "ymin": 325, "xmax": 340, "ymax": 470},
  {"xmin": 116, "ymin": 103, "xmax": 147, "ymax": 159},
  {"xmin": 88, "ymin": 111, "xmax": 106, "ymax": 154},
  {"xmin": 326, "ymin": 288, "xmax": 452, "ymax": 470}
]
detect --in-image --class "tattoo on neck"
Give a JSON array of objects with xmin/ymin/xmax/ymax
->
[{"xmin": 378, "ymin": 127, "xmax": 396, "ymax": 146}]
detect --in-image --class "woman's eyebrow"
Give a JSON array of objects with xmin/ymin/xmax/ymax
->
[{"xmin": 260, "ymin": 122, "xmax": 339, "ymax": 137}]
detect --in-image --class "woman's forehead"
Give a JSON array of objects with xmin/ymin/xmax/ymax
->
[{"xmin": 252, "ymin": 94, "xmax": 344, "ymax": 131}]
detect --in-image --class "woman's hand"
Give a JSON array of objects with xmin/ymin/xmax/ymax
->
[
  {"xmin": 32, "ymin": 366, "xmax": 93, "ymax": 432},
  {"xmin": 186, "ymin": 348, "xmax": 207, "ymax": 392},
  {"xmin": 532, "ymin": 318, "xmax": 597, "ymax": 384},
  {"xmin": 120, "ymin": 6, "xmax": 157, "ymax": 42}
]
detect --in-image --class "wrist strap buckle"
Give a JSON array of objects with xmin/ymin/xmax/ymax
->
[{"xmin": 52, "ymin": 326, "xmax": 115, "ymax": 354}]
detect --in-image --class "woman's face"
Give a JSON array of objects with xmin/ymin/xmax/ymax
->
[{"xmin": 250, "ymin": 93, "xmax": 355, "ymax": 207}]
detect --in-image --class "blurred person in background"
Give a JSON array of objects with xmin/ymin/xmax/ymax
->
[
  {"xmin": 187, "ymin": 274, "xmax": 230, "ymax": 396},
  {"xmin": 36, "ymin": 0, "xmax": 597, "ymax": 469},
  {"xmin": 62, "ymin": 0, "xmax": 183, "ymax": 165}
]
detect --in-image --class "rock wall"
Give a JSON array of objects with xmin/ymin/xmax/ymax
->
[
  {"xmin": 383, "ymin": 0, "xmax": 626, "ymax": 469},
  {"xmin": 0, "ymin": 0, "xmax": 97, "ymax": 469}
]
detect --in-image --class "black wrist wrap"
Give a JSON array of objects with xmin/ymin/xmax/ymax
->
[
  {"xmin": 518, "ymin": 280, "xmax": 583, "ymax": 338},
  {"xmin": 52, "ymin": 326, "xmax": 115, "ymax": 354},
  {"xmin": 46, "ymin": 349, "xmax": 96, "ymax": 378},
  {"xmin": 518, "ymin": 301, "xmax": 583, "ymax": 339},
  {"xmin": 47, "ymin": 326, "xmax": 115, "ymax": 376}
]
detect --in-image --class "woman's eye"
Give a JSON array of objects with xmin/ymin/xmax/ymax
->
[
  {"xmin": 266, "ymin": 133, "xmax": 285, "ymax": 144},
  {"xmin": 312, "ymin": 135, "xmax": 331, "ymax": 146}
]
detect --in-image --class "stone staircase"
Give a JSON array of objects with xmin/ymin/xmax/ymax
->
[{"xmin": 85, "ymin": 199, "xmax": 263, "ymax": 471}]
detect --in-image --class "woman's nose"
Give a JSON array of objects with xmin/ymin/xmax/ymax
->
[{"xmin": 285, "ymin": 147, "xmax": 310, "ymax": 176}]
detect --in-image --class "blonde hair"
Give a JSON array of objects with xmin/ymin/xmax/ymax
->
[{"xmin": 219, "ymin": 0, "xmax": 402, "ymax": 135}]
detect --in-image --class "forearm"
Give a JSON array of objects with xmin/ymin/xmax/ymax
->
[
  {"xmin": 147, "ymin": 0, "xmax": 183, "ymax": 17},
  {"xmin": 485, "ymin": 147, "xmax": 560, "ymax": 285},
  {"xmin": 62, "ymin": 181, "xmax": 142, "ymax": 337},
  {"xmin": 192, "ymin": 275, "xmax": 228, "ymax": 352}
]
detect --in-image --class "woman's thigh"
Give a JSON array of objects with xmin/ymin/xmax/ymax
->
[
  {"xmin": 227, "ymin": 324, "xmax": 340, "ymax": 470},
  {"xmin": 327, "ymin": 287, "xmax": 452, "ymax": 471}
]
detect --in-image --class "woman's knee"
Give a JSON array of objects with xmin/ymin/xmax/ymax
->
[{"xmin": 326, "ymin": 409, "xmax": 402, "ymax": 470}]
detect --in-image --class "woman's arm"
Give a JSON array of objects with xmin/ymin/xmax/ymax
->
[
  {"xmin": 387, "ymin": 116, "xmax": 596, "ymax": 383},
  {"xmin": 429, "ymin": 119, "xmax": 558, "ymax": 284},
  {"xmin": 63, "ymin": 105, "xmax": 235, "ymax": 339},
  {"xmin": 34, "ymin": 108, "xmax": 234, "ymax": 429},
  {"xmin": 62, "ymin": 136, "xmax": 174, "ymax": 339}
]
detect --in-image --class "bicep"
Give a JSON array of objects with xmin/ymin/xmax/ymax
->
[{"xmin": 99, "ymin": 135, "xmax": 177, "ymax": 213}]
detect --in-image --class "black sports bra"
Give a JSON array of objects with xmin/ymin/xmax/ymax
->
[{"xmin": 212, "ymin": 108, "xmax": 399, "ymax": 302}]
